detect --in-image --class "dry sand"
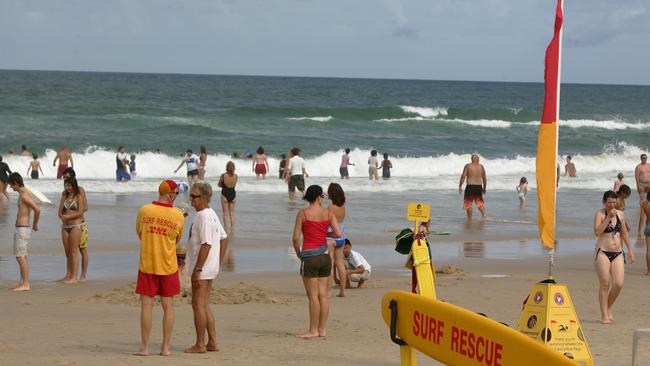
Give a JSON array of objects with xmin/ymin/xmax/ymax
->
[{"xmin": 1, "ymin": 251, "xmax": 650, "ymax": 366}]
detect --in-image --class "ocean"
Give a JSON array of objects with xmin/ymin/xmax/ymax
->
[
  {"xmin": 1, "ymin": 70, "xmax": 649, "ymax": 279},
  {"xmin": 1, "ymin": 70, "xmax": 649, "ymax": 195},
  {"xmin": 0, "ymin": 71, "xmax": 650, "ymax": 192}
]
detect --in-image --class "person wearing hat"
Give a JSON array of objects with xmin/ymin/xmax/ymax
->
[{"xmin": 134, "ymin": 180, "xmax": 184, "ymax": 356}]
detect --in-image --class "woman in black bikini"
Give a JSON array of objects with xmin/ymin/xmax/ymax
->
[
  {"xmin": 58, "ymin": 177, "xmax": 85, "ymax": 284},
  {"xmin": 593, "ymin": 190, "xmax": 635, "ymax": 324},
  {"xmin": 218, "ymin": 161, "xmax": 238, "ymax": 228}
]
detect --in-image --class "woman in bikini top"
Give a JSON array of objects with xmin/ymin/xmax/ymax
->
[
  {"xmin": 593, "ymin": 190, "xmax": 635, "ymax": 324},
  {"xmin": 58, "ymin": 177, "xmax": 86, "ymax": 283}
]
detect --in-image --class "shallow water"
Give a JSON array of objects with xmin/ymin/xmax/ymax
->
[{"xmin": 0, "ymin": 238, "xmax": 623, "ymax": 283}]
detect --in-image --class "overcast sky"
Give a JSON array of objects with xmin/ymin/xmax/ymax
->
[{"xmin": 1, "ymin": 0, "xmax": 648, "ymax": 85}]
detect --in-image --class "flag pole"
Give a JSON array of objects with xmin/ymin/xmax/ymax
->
[{"xmin": 548, "ymin": 0, "xmax": 563, "ymax": 279}]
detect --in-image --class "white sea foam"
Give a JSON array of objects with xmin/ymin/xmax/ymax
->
[
  {"xmin": 286, "ymin": 116, "xmax": 333, "ymax": 122},
  {"xmin": 444, "ymin": 119, "xmax": 512, "ymax": 128},
  {"xmin": 2, "ymin": 144, "xmax": 645, "ymax": 194},
  {"xmin": 374, "ymin": 117, "xmax": 426, "ymax": 122},
  {"xmin": 400, "ymin": 105, "xmax": 448, "ymax": 118}
]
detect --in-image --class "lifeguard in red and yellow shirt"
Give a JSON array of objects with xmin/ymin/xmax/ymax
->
[{"xmin": 134, "ymin": 179, "xmax": 184, "ymax": 356}]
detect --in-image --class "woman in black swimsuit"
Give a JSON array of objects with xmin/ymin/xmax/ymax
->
[
  {"xmin": 593, "ymin": 190, "xmax": 635, "ymax": 324},
  {"xmin": 218, "ymin": 161, "xmax": 238, "ymax": 228}
]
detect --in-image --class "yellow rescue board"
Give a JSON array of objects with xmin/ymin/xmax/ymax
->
[
  {"xmin": 381, "ymin": 290, "xmax": 577, "ymax": 366},
  {"xmin": 24, "ymin": 184, "xmax": 52, "ymax": 204}
]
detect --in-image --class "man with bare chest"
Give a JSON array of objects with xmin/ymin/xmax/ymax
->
[
  {"xmin": 635, "ymin": 154, "xmax": 650, "ymax": 237},
  {"xmin": 8, "ymin": 173, "xmax": 40, "ymax": 291},
  {"xmin": 53, "ymin": 144, "xmax": 74, "ymax": 180},
  {"xmin": 458, "ymin": 154, "xmax": 487, "ymax": 219}
]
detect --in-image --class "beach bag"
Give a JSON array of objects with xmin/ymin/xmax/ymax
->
[{"xmin": 394, "ymin": 228, "xmax": 414, "ymax": 255}]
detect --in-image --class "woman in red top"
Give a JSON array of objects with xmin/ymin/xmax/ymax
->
[{"xmin": 292, "ymin": 185, "xmax": 341, "ymax": 338}]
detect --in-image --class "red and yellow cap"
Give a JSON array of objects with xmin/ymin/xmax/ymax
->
[{"xmin": 158, "ymin": 180, "xmax": 178, "ymax": 195}]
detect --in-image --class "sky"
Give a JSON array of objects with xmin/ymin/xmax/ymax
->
[{"xmin": 1, "ymin": 0, "xmax": 648, "ymax": 85}]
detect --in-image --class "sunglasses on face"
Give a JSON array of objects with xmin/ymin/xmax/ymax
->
[{"xmin": 189, "ymin": 194, "xmax": 201, "ymax": 199}]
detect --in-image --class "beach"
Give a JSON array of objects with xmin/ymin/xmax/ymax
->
[
  {"xmin": 2, "ymin": 248, "xmax": 650, "ymax": 366},
  {"xmin": 1, "ymin": 186, "xmax": 650, "ymax": 365},
  {"xmin": 1, "ymin": 71, "xmax": 650, "ymax": 365}
]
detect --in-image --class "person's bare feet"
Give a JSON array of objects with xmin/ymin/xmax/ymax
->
[
  {"xmin": 160, "ymin": 349, "xmax": 171, "ymax": 356},
  {"xmin": 184, "ymin": 345, "xmax": 207, "ymax": 353},
  {"xmin": 601, "ymin": 319, "xmax": 612, "ymax": 324},
  {"xmin": 357, "ymin": 279, "xmax": 365, "ymax": 288},
  {"xmin": 297, "ymin": 332, "xmax": 319, "ymax": 339},
  {"xmin": 79, "ymin": 276, "xmax": 87, "ymax": 282},
  {"xmin": 10, "ymin": 284, "xmax": 30, "ymax": 291},
  {"xmin": 63, "ymin": 278, "xmax": 77, "ymax": 284},
  {"xmin": 133, "ymin": 348, "xmax": 149, "ymax": 356},
  {"xmin": 56, "ymin": 277, "xmax": 69, "ymax": 282},
  {"xmin": 206, "ymin": 342, "xmax": 219, "ymax": 352}
]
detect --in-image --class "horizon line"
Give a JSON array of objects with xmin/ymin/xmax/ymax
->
[{"xmin": 1, "ymin": 67, "xmax": 648, "ymax": 88}]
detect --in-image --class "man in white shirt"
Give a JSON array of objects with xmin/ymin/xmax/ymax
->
[
  {"xmin": 285, "ymin": 147, "xmax": 308, "ymax": 201},
  {"xmin": 341, "ymin": 240, "xmax": 371, "ymax": 288},
  {"xmin": 184, "ymin": 182, "xmax": 229, "ymax": 354},
  {"xmin": 174, "ymin": 149, "xmax": 201, "ymax": 189}
]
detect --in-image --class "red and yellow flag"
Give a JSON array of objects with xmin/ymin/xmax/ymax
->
[{"xmin": 537, "ymin": 0, "xmax": 563, "ymax": 249}]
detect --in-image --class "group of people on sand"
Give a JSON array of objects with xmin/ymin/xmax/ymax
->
[
  {"xmin": 4, "ymin": 166, "xmax": 89, "ymax": 290},
  {"xmin": 291, "ymin": 183, "xmax": 371, "ymax": 338},
  {"xmin": 133, "ymin": 179, "xmax": 229, "ymax": 356}
]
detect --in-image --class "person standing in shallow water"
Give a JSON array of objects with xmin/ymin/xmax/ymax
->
[
  {"xmin": 218, "ymin": 161, "xmax": 238, "ymax": 228},
  {"xmin": 379, "ymin": 153, "xmax": 392, "ymax": 179},
  {"xmin": 198, "ymin": 145, "xmax": 208, "ymax": 181},
  {"xmin": 642, "ymin": 191, "xmax": 650, "ymax": 275},
  {"xmin": 367, "ymin": 150, "xmax": 379, "ymax": 181},
  {"xmin": 339, "ymin": 148, "xmax": 354, "ymax": 179},
  {"xmin": 252, "ymin": 146, "xmax": 269, "ymax": 180},
  {"xmin": 516, "ymin": 177, "xmax": 528, "ymax": 209},
  {"xmin": 593, "ymin": 190, "xmax": 634, "ymax": 324},
  {"xmin": 27, "ymin": 154, "xmax": 44, "ymax": 179},
  {"xmin": 458, "ymin": 154, "xmax": 487, "ymax": 219}
]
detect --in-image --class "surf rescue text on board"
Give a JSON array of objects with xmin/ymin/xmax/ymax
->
[{"xmin": 413, "ymin": 310, "xmax": 504, "ymax": 366}]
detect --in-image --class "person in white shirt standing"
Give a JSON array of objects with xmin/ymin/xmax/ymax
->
[
  {"xmin": 341, "ymin": 239, "xmax": 371, "ymax": 288},
  {"xmin": 175, "ymin": 149, "xmax": 201, "ymax": 189},
  {"xmin": 367, "ymin": 150, "xmax": 379, "ymax": 181},
  {"xmin": 184, "ymin": 182, "xmax": 229, "ymax": 354},
  {"xmin": 285, "ymin": 147, "xmax": 309, "ymax": 201}
]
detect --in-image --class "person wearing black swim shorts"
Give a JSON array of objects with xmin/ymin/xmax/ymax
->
[
  {"xmin": 458, "ymin": 154, "xmax": 487, "ymax": 219},
  {"xmin": 593, "ymin": 190, "xmax": 634, "ymax": 324}
]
